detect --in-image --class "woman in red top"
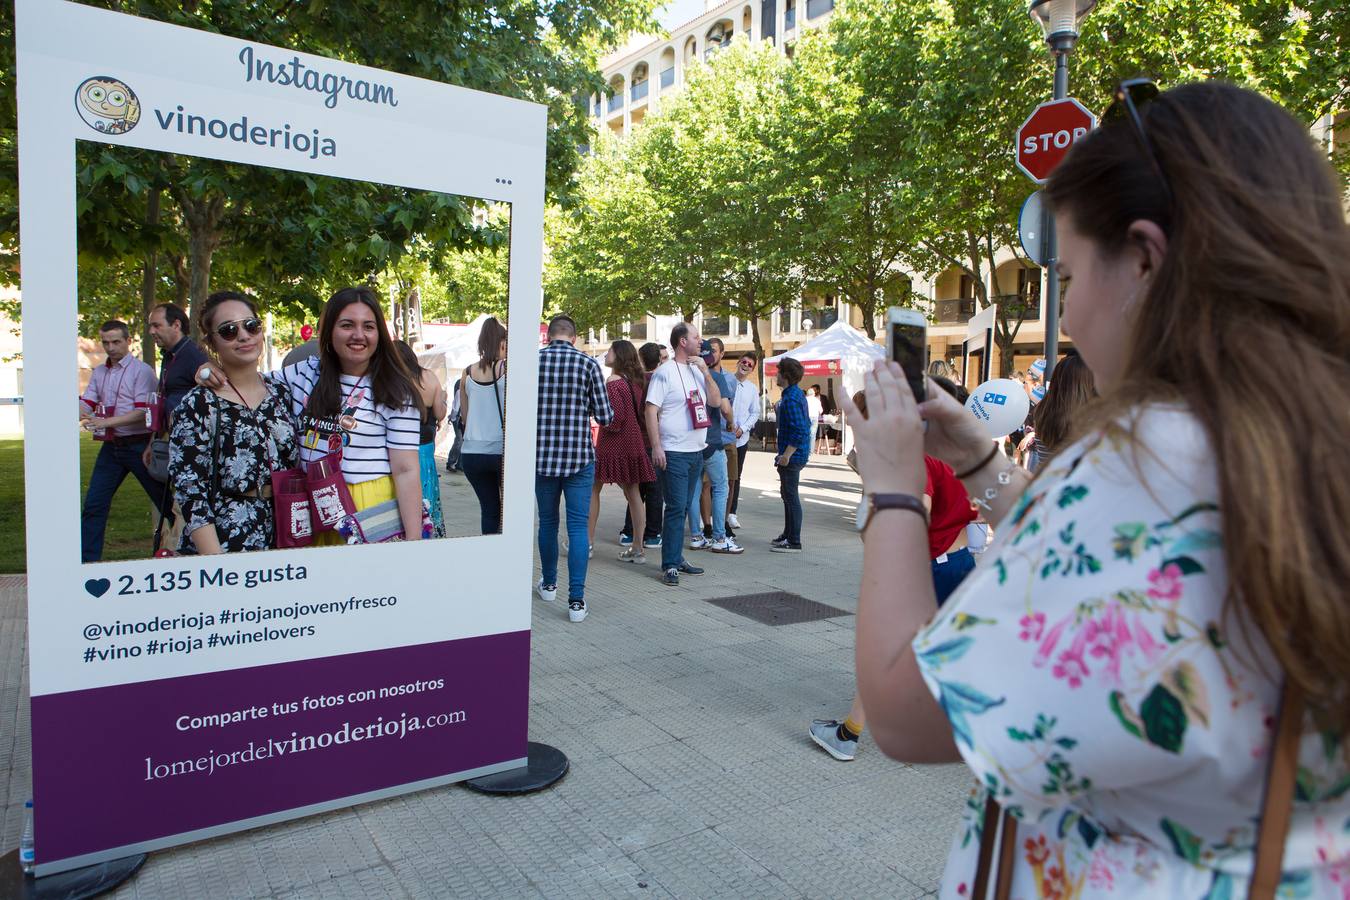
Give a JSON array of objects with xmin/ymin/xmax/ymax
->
[{"xmin": 588, "ymin": 340, "xmax": 656, "ymax": 564}]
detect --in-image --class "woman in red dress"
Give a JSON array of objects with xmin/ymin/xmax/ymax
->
[{"xmin": 588, "ymin": 340, "xmax": 656, "ymax": 564}]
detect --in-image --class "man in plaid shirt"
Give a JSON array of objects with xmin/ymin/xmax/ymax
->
[{"xmin": 535, "ymin": 315, "xmax": 613, "ymax": 622}]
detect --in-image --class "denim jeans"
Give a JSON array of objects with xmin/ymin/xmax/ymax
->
[
  {"xmin": 535, "ymin": 463, "xmax": 595, "ymax": 601},
  {"xmin": 658, "ymin": 450, "xmax": 703, "ymax": 570},
  {"xmin": 688, "ymin": 447, "xmax": 728, "ymax": 541},
  {"xmin": 777, "ymin": 460, "xmax": 805, "ymax": 545},
  {"xmin": 461, "ymin": 452, "xmax": 503, "ymax": 534},
  {"xmin": 932, "ymin": 547, "xmax": 977, "ymax": 606},
  {"xmin": 81, "ymin": 438, "xmax": 173, "ymax": 563},
  {"xmin": 621, "ymin": 448, "xmax": 662, "ymax": 541}
]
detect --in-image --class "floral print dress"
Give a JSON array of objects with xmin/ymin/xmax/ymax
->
[
  {"xmin": 169, "ymin": 383, "xmax": 300, "ymax": 554},
  {"xmin": 913, "ymin": 407, "xmax": 1350, "ymax": 899}
]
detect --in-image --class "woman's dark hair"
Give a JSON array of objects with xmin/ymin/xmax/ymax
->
[
  {"xmin": 197, "ymin": 291, "xmax": 259, "ymax": 351},
  {"xmin": 478, "ymin": 317, "xmax": 507, "ymax": 366},
  {"xmin": 308, "ymin": 286, "xmax": 419, "ymax": 417},
  {"xmin": 608, "ymin": 340, "xmax": 646, "ymax": 397},
  {"xmin": 1030, "ymin": 354, "xmax": 1095, "ymax": 454},
  {"xmin": 394, "ymin": 340, "xmax": 424, "ymax": 378},
  {"xmin": 778, "ymin": 357, "xmax": 804, "ymax": 385},
  {"xmin": 1047, "ymin": 81, "xmax": 1350, "ymax": 728},
  {"xmin": 638, "ymin": 342, "xmax": 662, "ymax": 372}
]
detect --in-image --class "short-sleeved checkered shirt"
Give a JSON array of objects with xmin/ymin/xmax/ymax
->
[{"xmin": 536, "ymin": 339, "xmax": 614, "ymax": 477}]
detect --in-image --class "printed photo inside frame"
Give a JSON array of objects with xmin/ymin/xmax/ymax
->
[
  {"xmin": 73, "ymin": 140, "xmax": 515, "ymax": 561},
  {"xmin": 17, "ymin": 0, "xmax": 543, "ymax": 876}
]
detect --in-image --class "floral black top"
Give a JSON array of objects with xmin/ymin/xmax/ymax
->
[{"xmin": 169, "ymin": 383, "xmax": 300, "ymax": 554}]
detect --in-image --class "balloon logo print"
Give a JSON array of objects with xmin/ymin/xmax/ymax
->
[{"xmin": 75, "ymin": 76, "xmax": 141, "ymax": 135}]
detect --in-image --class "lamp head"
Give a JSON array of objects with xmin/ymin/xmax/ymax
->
[{"xmin": 1028, "ymin": 0, "xmax": 1096, "ymax": 44}]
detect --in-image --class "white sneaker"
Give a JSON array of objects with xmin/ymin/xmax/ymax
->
[
  {"xmin": 690, "ymin": 535, "xmax": 710, "ymax": 550},
  {"xmin": 568, "ymin": 599, "xmax": 588, "ymax": 623},
  {"xmin": 726, "ymin": 514, "xmax": 741, "ymax": 529},
  {"xmin": 536, "ymin": 580, "xmax": 557, "ymax": 604},
  {"xmin": 710, "ymin": 537, "xmax": 744, "ymax": 554}
]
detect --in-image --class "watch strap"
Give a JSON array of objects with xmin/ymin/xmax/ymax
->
[{"xmin": 865, "ymin": 493, "xmax": 927, "ymax": 530}]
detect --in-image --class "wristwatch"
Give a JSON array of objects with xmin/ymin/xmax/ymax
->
[{"xmin": 855, "ymin": 492, "xmax": 927, "ymax": 534}]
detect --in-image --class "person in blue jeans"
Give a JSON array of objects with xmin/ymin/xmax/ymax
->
[
  {"xmin": 770, "ymin": 357, "xmax": 813, "ymax": 553},
  {"xmin": 686, "ymin": 338, "xmax": 742, "ymax": 554},
  {"xmin": 534, "ymin": 316, "xmax": 613, "ymax": 622},
  {"xmin": 644, "ymin": 322, "xmax": 723, "ymax": 585}
]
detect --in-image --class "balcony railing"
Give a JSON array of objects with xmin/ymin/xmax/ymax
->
[
  {"xmin": 785, "ymin": 7, "xmax": 796, "ymax": 29},
  {"xmin": 660, "ymin": 67, "xmax": 675, "ymax": 88},
  {"xmin": 607, "ymin": 94, "xmax": 624, "ymax": 113},
  {"xmin": 631, "ymin": 80, "xmax": 648, "ymax": 102},
  {"xmin": 994, "ymin": 293, "xmax": 1041, "ymax": 321},
  {"xmin": 592, "ymin": 100, "xmax": 601, "ymax": 117},
  {"xmin": 934, "ymin": 298, "xmax": 977, "ymax": 324}
]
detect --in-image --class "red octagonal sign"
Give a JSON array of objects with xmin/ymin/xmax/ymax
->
[{"xmin": 1015, "ymin": 98, "xmax": 1097, "ymax": 184}]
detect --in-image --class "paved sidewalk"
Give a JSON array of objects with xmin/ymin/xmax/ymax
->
[{"xmin": 0, "ymin": 450, "xmax": 969, "ymax": 898}]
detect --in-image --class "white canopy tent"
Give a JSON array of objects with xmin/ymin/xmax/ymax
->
[
  {"xmin": 764, "ymin": 321, "xmax": 886, "ymax": 455},
  {"xmin": 415, "ymin": 315, "xmax": 491, "ymax": 456}
]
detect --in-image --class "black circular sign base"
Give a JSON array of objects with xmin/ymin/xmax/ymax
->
[
  {"xmin": 463, "ymin": 742, "xmax": 569, "ymax": 795},
  {"xmin": 0, "ymin": 848, "xmax": 146, "ymax": 900}
]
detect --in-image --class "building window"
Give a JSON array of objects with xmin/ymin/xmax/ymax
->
[
  {"xmin": 703, "ymin": 313, "xmax": 729, "ymax": 336},
  {"xmin": 785, "ymin": 0, "xmax": 796, "ymax": 29},
  {"xmin": 778, "ymin": 307, "xmax": 792, "ymax": 333},
  {"xmin": 806, "ymin": 0, "xmax": 833, "ymax": 18},
  {"xmin": 959, "ymin": 273, "xmax": 977, "ymax": 299},
  {"xmin": 630, "ymin": 319, "xmax": 647, "ymax": 341},
  {"xmin": 737, "ymin": 317, "xmax": 750, "ymax": 336}
]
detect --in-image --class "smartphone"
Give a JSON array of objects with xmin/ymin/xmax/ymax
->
[{"xmin": 886, "ymin": 307, "xmax": 928, "ymax": 402}]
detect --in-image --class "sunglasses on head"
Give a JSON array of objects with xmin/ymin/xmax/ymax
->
[
  {"xmin": 215, "ymin": 317, "xmax": 263, "ymax": 342},
  {"xmin": 1104, "ymin": 78, "xmax": 1174, "ymax": 206}
]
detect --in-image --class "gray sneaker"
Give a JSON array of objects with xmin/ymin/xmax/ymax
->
[{"xmin": 809, "ymin": 719, "xmax": 858, "ymax": 761}]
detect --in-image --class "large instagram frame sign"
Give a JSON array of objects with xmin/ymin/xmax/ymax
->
[{"xmin": 16, "ymin": 0, "xmax": 544, "ymax": 875}]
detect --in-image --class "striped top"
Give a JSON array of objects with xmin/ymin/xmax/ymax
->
[{"xmin": 271, "ymin": 357, "xmax": 419, "ymax": 484}]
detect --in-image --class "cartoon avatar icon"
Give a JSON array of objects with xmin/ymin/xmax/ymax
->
[{"xmin": 74, "ymin": 76, "xmax": 140, "ymax": 135}]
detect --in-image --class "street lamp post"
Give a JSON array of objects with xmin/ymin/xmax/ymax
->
[{"xmin": 1028, "ymin": 0, "xmax": 1095, "ymax": 379}]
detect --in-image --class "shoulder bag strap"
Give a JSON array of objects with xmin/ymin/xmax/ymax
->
[
  {"xmin": 1249, "ymin": 681, "xmax": 1304, "ymax": 900},
  {"xmin": 492, "ymin": 369, "xmax": 506, "ymax": 434}
]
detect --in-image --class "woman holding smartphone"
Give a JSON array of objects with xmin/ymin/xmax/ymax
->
[
  {"xmin": 845, "ymin": 82, "xmax": 1350, "ymax": 897},
  {"xmin": 170, "ymin": 291, "xmax": 299, "ymax": 554}
]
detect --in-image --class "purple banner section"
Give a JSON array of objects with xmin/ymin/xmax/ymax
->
[{"xmin": 31, "ymin": 630, "xmax": 529, "ymax": 866}]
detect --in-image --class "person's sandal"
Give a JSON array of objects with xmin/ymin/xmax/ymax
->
[{"xmin": 618, "ymin": 547, "xmax": 646, "ymax": 565}]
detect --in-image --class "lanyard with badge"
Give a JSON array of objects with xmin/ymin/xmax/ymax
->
[
  {"xmin": 298, "ymin": 380, "xmax": 366, "ymax": 532},
  {"xmin": 676, "ymin": 363, "xmax": 711, "ymax": 429}
]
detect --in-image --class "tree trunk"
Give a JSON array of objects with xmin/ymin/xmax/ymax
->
[
  {"xmin": 174, "ymin": 193, "xmax": 225, "ymax": 336},
  {"xmin": 169, "ymin": 254, "xmax": 190, "ymax": 308},
  {"xmin": 139, "ymin": 188, "xmax": 160, "ymax": 366}
]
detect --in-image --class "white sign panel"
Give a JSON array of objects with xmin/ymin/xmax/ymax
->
[{"xmin": 16, "ymin": 0, "xmax": 544, "ymax": 874}]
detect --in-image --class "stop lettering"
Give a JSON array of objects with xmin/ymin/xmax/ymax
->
[{"xmin": 1015, "ymin": 98, "xmax": 1097, "ymax": 184}]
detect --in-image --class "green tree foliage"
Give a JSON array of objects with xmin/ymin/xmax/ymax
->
[
  {"xmin": 1, "ymin": 0, "xmax": 657, "ymax": 323},
  {"xmin": 635, "ymin": 39, "xmax": 805, "ymax": 368}
]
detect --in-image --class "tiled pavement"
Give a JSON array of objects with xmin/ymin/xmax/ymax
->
[{"xmin": 0, "ymin": 450, "xmax": 970, "ymax": 898}]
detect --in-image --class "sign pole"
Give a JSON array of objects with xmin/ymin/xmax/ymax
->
[{"xmin": 1042, "ymin": 48, "xmax": 1069, "ymax": 379}]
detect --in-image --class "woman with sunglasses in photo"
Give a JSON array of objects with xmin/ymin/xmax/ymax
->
[
  {"xmin": 169, "ymin": 292, "xmax": 299, "ymax": 554},
  {"xmin": 845, "ymin": 81, "xmax": 1349, "ymax": 898}
]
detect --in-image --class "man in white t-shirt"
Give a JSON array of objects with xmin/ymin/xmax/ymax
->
[{"xmin": 645, "ymin": 321, "xmax": 722, "ymax": 586}]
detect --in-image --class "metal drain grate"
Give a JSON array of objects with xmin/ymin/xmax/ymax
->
[{"xmin": 706, "ymin": 591, "xmax": 851, "ymax": 626}]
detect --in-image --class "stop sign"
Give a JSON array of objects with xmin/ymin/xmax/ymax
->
[{"xmin": 1015, "ymin": 98, "xmax": 1096, "ymax": 184}]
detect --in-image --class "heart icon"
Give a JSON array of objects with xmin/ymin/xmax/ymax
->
[{"xmin": 84, "ymin": 578, "xmax": 111, "ymax": 598}]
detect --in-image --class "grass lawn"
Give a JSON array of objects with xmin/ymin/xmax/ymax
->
[{"xmin": 0, "ymin": 438, "xmax": 165, "ymax": 573}]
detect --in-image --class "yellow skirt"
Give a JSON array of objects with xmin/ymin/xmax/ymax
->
[{"xmin": 314, "ymin": 475, "xmax": 396, "ymax": 546}]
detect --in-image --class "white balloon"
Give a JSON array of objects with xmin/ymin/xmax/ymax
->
[{"xmin": 965, "ymin": 378, "xmax": 1031, "ymax": 438}]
